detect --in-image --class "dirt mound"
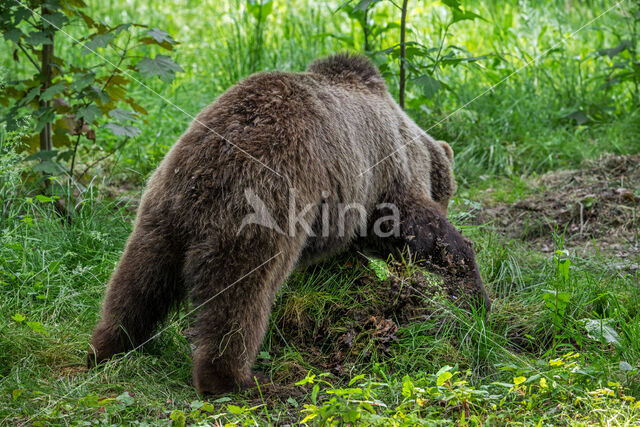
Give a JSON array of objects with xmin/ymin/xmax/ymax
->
[
  {"xmin": 179, "ymin": 255, "xmax": 453, "ymax": 397},
  {"xmin": 267, "ymin": 258, "xmax": 451, "ymax": 380},
  {"xmin": 480, "ymin": 154, "xmax": 640, "ymax": 256}
]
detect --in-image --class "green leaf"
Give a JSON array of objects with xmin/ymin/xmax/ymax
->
[
  {"xmin": 104, "ymin": 123, "xmax": 141, "ymax": 138},
  {"xmin": 354, "ymin": 0, "xmax": 376, "ymax": 11},
  {"xmin": 40, "ymin": 1, "xmax": 64, "ymax": 11},
  {"xmin": 190, "ymin": 400, "xmax": 204, "ymax": 410},
  {"xmin": 491, "ymin": 382, "xmax": 515, "ymax": 388},
  {"xmin": 295, "ymin": 372, "xmax": 316, "ymax": 386},
  {"xmin": 200, "ymin": 402, "xmax": 215, "ymax": 412},
  {"xmin": 77, "ymin": 105, "xmax": 102, "ymax": 124},
  {"xmin": 554, "ymin": 250, "xmax": 571, "ymax": 280},
  {"xmin": 71, "ymin": 72, "xmax": 96, "ymax": 92},
  {"xmin": 147, "ymin": 28, "xmax": 175, "ymax": 45},
  {"xmin": 25, "ymin": 31, "xmax": 53, "ymax": 46},
  {"xmin": 82, "ymin": 33, "xmax": 115, "ymax": 55},
  {"xmin": 108, "ymin": 108, "xmax": 138, "ymax": 122},
  {"xmin": 564, "ymin": 110, "xmax": 590, "ymax": 125},
  {"xmin": 169, "ymin": 409, "xmax": 186, "ymax": 427},
  {"xmin": 402, "ymin": 375, "xmax": 414, "ymax": 397},
  {"xmin": 440, "ymin": 54, "xmax": 487, "ymax": 66},
  {"xmin": 368, "ymin": 258, "xmax": 390, "ymax": 280},
  {"xmin": 26, "ymin": 321, "xmax": 47, "ymax": 334},
  {"xmin": 114, "ymin": 23, "xmax": 133, "ymax": 35},
  {"xmin": 619, "ymin": 361, "xmax": 634, "ymax": 372},
  {"xmin": 140, "ymin": 28, "xmax": 177, "ymax": 50},
  {"xmin": 435, "ymin": 365, "xmax": 452, "ymax": 377},
  {"xmin": 4, "ymin": 28, "xmax": 24, "ymax": 43},
  {"xmin": 88, "ymin": 86, "xmax": 110, "ymax": 104},
  {"xmin": 582, "ymin": 319, "xmax": 621, "ymax": 347},
  {"xmin": 311, "ymin": 384, "xmax": 319, "ymax": 404},
  {"xmin": 542, "ymin": 290, "xmax": 571, "ymax": 317},
  {"xmin": 136, "ymin": 55, "xmax": 184, "ymax": 82},
  {"xmin": 247, "ymin": 0, "xmax": 274, "ymax": 20},
  {"xmin": 441, "ymin": 0, "xmax": 484, "ymax": 23},
  {"xmin": 596, "ymin": 41, "xmax": 631, "ymax": 58},
  {"xmin": 437, "ymin": 371, "xmax": 453, "ymax": 386},
  {"xmin": 11, "ymin": 313, "xmax": 26, "ymax": 322},
  {"xmin": 41, "ymin": 12, "xmax": 68, "ymax": 28},
  {"xmin": 227, "ymin": 404, "xmax": 244, "ymax": 414},
  {"xmin": 25, "ymin": 150, "xmax": 58, "ymax": 162},
  {"xmin": 12, "ymin": 389, "xmax": 23, "ymax": 400},
  {"xmin": 33, "ymin": 160, "xmax": 63, "ymax": 174},
  {"xmin": 512, "ymin": 376, "xmax": 526, "ymax": 386},
  {"xmin": 413, "ymin": 74, "xmax": 443, "ymax": 98},
  {"xmin": 349, "ymin": 374, "xmax": 366, "ymax": 386},
  {"xmin": 20, "ymin": 86, "xmax": 41, "ymax": 106},
  {"xmin": 35, "ymin": 109, "xmax": 56, "ymax": 133},
  {"xmin": 544, "ymin": 290, "xmax": 570, "ymax": 304},
  {"xmin": 116, "ymin": 392, "xmax": 135, "ymax": 406},
  {"xmin": 40, "ymin": 82, "xmax": 66, "ymax": 102},
  {"xmin": 13, "ymin": 8, "xmax": 32, "ymax": 24},
  {"xmin": 524, "ymin": 374, "xmax": 541, "ymax": 384},
  {"xmin": 452, "ymin": 9, "xmax": 484, "ymax": 24},
  {"xmin": 442, "ymin": 0, "xmax": 461, "ymax": 10}
]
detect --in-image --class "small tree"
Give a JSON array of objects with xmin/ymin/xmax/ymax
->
[
  {"xmin": 0, "ymin": 0, "xmax": 182, "ymax": 180},
  {"xmin": 339, "ymin": 0, "xmax": 485, "ymax": 109}
]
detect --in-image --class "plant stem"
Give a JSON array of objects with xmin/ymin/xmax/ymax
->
[
  {"xmin": 79, "ymin": 137, "xmax": 130, "ymax": 179},
  {"xmin": 251, "ymin": 3, "xmax": 264, "ymax": 73},
  {"xmin": 69, "ymin": 120, "xmax": 83, "ymax": 179},
  {"xmin": 101, "ymin": 35, "xmax": 130, "ymax": 91},
  {"xmin": 633, "ymin": 202, "xmax": 638, "ymax": 249},
  {"xmin": 39, "ymin": 4, "xmax": 54, "ymax": 153},
  {"xmin": 363, "ymin": 7, "xmax": 370, "ymax": 52},
  {"xmin": 433, "ymin": 23, "xmax": 449, "ymax": 75},
  {"xmin": 399, "ymin": 0, "xmax": 408, "ymax": 109},
  {"xmin": 17, "ymin": 42, "xmax": 41, "ymax": 73}
]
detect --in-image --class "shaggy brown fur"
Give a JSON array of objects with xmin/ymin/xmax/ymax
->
[{"xmin": 87, "ymin": 52, "xmax": 491, "ymax": 394}]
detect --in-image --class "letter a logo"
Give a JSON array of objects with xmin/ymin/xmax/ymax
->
[{"xmin": 237, "ymin": 188, "xmax": 284, "ymax": 235}]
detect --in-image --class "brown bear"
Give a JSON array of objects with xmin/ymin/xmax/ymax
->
[{"xmin": 87, "ymin": 52, "xmax": 491, "ymax": 394}]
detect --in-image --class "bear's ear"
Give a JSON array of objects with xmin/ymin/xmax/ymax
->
[{"xmin": 438, "ymin": 140, "xmax": 454, "ymax": 162}]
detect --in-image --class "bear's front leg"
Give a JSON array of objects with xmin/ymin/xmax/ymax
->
[{"xmin": 367, "ymin": 191, "xmax": 491, "ymax": 312}]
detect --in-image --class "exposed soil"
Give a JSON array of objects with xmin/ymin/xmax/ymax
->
[
  {"xmin": 177, "ymin": 258, "xmax": 454, "ymax": 409},
  {"xmin": 267, "ymin": 258, "xmax": 461, "ymax": 382},
  {"xmin": 476, "ymin": 154, "xmax": 640, "ymax": 261}
]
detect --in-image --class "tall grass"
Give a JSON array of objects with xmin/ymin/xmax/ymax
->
[
  {"xmin": 0, "ymin": 0, "xmax": 624, "ymax": 183},
  {"xmin": 78, "ymin": 0, "xmax": 638, "ymax": 183}
]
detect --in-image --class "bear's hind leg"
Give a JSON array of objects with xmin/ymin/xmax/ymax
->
[
  {"xmin": 184, "ymin": 236, "xmax": 303, "ymax": 395},
  {"xmin": 88, "ymin": 223, "xmax": 186, "ymax": 366}
]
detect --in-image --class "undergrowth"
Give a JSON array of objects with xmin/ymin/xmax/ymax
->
[
  {"xmin": 1, "ymin": 125, "xmax": 639, "ymax": 423},
  {"xmin": 1, "ymin": 0, "xmax": 640, "ymax": 425}
]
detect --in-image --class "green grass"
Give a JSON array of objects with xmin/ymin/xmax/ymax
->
[
  {"xmin": 1, "ymin": 132, "xmax": 639, "ymax": 423},
  {"xmin": 1, "ymin": 0, "xmax": 640, "ymax": 424}
]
